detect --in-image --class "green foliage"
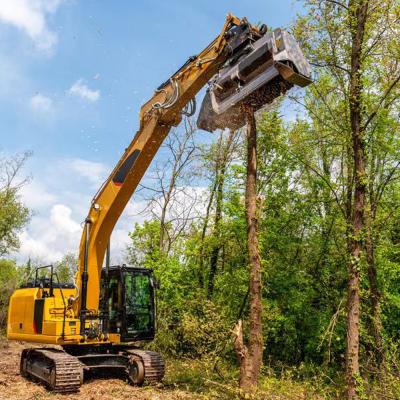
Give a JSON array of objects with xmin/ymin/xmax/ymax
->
[
  {"xmin": 175, "ymin": 300, "xmax": 230, "ymax": 358},
  {"xmin": 0, "ymin": 152, "xmax": 30, "ymax": 256},
  {"xmin": 127, "ymin": 220, "xmax": 163, "ymax": 268},
  {"xmin": 54, "ymin": 252, "xmax": 77, "ymax": 283},
  {"xmin": 164, "ymin": 357, "xmax": 344, "ymax": 399},
  {"xmin": 125, "ymin": 86, "xmax": 400, "ymax": 372},
  {"xmin": 127, "ymin": 220, "xmax": 231, "ymax": 358},
  {"xmin": 0, "ymin": 189, "xmax": 29, "ymax": 256},
  {"xmin": 0, "ymin": 259, "xmax": 19, "ymax": 327}
]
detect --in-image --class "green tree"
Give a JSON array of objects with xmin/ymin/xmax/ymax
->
[
  {"xmin": 0, "ymin": 152, "xmax": 31, "ymax": 256},
  {"xmin": 55, "ymin": 253, "xmax": 78, "ymax": 283},
  {"xmin": 0, "ymin": 259, "xmax": 19, "ymax": 327},
  {"xmin": 294, "ymin": 2, "xmax": 400, "ymax": 397}
]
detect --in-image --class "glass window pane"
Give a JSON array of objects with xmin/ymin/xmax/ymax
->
[{"xmin": 124, "ymin": 272, "xmax": 152, "ymax": 334}]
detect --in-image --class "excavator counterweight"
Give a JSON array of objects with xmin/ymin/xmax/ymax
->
[{"xmin": 197, "ymin": 28, "xmax": 312, "ymax": 132}]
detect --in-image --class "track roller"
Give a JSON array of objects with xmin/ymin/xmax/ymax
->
[{"xmin": 125, "ymin": 349, "xmax": 165, "ymax": 384}]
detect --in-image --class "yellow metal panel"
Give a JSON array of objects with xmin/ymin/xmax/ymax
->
[
  {"xmin": 7, "ymin": 332, "xmax": 81, "ymax": 344},
  {"xmin": 42, "ymin": 318, "xmax": 81, "ymax": 337},
  {"xmin": 7, "ymin": 288, "xmax": 38, "ymax": 336},
  {"xmin": 7, "ymin": 287, "xmax": 82, "ymax": 343}
]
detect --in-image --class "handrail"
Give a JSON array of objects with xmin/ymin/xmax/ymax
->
[{"xmin": 53, "ymin": 271, "xmax": 67, "ymax": 340}]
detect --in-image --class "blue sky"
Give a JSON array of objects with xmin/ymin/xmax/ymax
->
[{"xmin": 0, "ymin": 0, "xmax": 303, "ymax": 263}]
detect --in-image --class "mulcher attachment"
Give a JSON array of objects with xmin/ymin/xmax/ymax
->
[{"xmin": 197, "ymin": 26, "xmax": 312, "ymax": 132}]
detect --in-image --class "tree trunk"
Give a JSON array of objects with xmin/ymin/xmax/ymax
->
[
  {"xmin": 199, "ymin": 132, "xmax": 223, "ymax": 289},
  {"xmin": 208, "ymin": 130, "xmax": 235, "ymax": 298},
  {"xmin": 346, "ymin": 1, "xmax": 369, "ymax": 398},
  {"xmin": 198, "ymin": 179, "xmax": 217, "ymax": 288},
  {"xmin": 159, "ymin": 193, "xmax": 169, "ymax": 252},
  {"xmin": 207, "ymin": 161, "xmax": 225, "ymax": 298},
  {"xmin": 159, "ymin": 157, "xmax": 179, "ymax": 253},
  {"xmin": 365, "ymin": 206, "xmax": 384, "ymax": 367},
  {"xmin": 233, "ymin": 106, "xmax": 263, "ymax": 394}
]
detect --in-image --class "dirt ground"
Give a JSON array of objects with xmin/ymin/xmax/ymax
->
[{"xmin": 0, "ymin": 340, "xmax": 202, "ymax": 400}]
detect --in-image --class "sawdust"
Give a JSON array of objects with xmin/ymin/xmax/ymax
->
[
  {"xmin": 0, "ymin": 340, "xmax": 203, "ymax": 400},
  {"xmin": 197, "ymin": 76, "xmax": 293, "ymax": 132}
]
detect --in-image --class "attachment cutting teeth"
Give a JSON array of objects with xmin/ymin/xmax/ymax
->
[{"xmin": 197, "ymin": 28, "xmax": 312, "ymax": 132}]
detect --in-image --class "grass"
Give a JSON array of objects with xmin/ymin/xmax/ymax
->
[
  {"xmin": 1, "ymin": 335, "xmax": 400, "ymax": 399},
  {"xmin": 163, "ymin": 357, "xmax": 334, "ymax": 399},
  {"xmin": 164, "ymin": 357, "xmax": 400, "ymax": 399}
]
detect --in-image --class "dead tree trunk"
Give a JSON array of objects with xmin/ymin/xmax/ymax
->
[
  {"xmin": 346, "ymin": 1, "xmax": 369, "ymax": 398},
  {"xmin": 233, "ymin": 106, "xmax": 263, "ymax": 394}
]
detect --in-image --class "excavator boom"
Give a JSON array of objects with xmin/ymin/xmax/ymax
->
[
  {"xmin": 75, "ymin": 14, "xmax": 245, "ymax": 319},
  {"xmin": 76, "ymin": 18, "xmax": 311, "ymax": 323}
]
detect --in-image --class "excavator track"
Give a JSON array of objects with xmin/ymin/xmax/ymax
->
[
  {"xmin": 20, "ymin": 348, "xmax": 82, "ymax": 393},
  {"xmin": 125, "ymin": 349, "xmax": 165, "ymax": 384}
]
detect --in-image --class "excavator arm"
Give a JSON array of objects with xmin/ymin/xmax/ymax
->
[
  {"xmin": 74, "ymin": 14, "xmax": 246, "ymax": 318},
  {"xmin": 74, "ymin": 13, "xmax": 312, "ymax": 332}
]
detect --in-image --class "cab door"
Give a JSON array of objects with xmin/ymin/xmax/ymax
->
[{"xmin": 122, "ymin": 270, "xmax": 155, "ymax": 341}]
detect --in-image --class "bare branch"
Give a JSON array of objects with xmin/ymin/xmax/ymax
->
[{"xmin": 324, "ymin": 0, "xmax": 349, "ymax": 11}]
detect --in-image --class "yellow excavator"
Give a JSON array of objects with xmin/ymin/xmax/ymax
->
[{"xmin": 7, "ymin": 14, "xmax": 311, "ymax": 392}]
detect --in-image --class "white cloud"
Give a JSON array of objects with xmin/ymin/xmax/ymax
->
[
  {"xmin": 18, "ymin": 204, "xmax": 81, "ymax": 263},
  {"xmin": 14, "ymin": 158, "xmax": 210, "ymax": 266},
  {"xmin": 0, "ymin": 0, "xmax": 63, "ymax": 51},
  {"xmin": 14, "ymin": 157, "xmax": 147, "ymax": 264},
  {"xmin": 20, "ymin": 179, "xmax": 58, "ymax": 209},
  {"xmin": 30, "ymin": 92, "xmax": 52, "ymax": 112},
  {"xmin": 17, "ymin": 199, "xmax": 145, "ymax": 265},
  {"xmin": 68, "ymin": 79, "xmax": 100, "ymax": 102},
  {"xmin": 50, "ymin": 204, "xmax": 81, "ymax": 233},
  {"xmin": 68, "ymin": 158, "xmax": 109, "ymax": 186}
]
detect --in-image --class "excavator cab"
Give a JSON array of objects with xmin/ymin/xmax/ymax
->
[{"xmin": 101, "ymin": 266, "xmax": 156, "ymax": 342}]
